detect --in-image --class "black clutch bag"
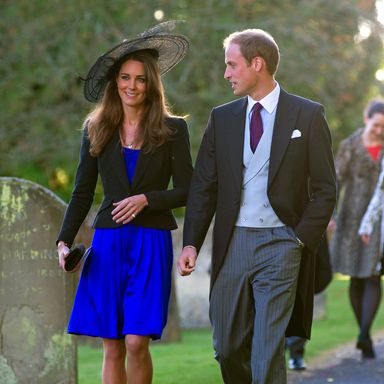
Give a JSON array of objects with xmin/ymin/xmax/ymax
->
[{"xmin": 64, "ymin": 244, "xmax": 88, "ymax": 272}]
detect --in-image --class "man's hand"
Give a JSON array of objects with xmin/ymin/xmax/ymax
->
[
  {"xmin": 177, "ymin": 246, "xmax": 197, "ymax": 276},
  {"xmin": 327, "ymin": 218, "xmax": 336, "ymax": 232},
  {"xmin": 360, "ymin": 234, "xmax": 371, "ymax": 245}
]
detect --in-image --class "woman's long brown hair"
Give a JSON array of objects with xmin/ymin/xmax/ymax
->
[{"xmin": 86, "ymin": 50, "xmax": 174, "ymax": 156}]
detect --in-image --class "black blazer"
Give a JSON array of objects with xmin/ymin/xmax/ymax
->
[
  {"xmin": 183, "ymin": 89, "xmax": 337, "ymax": 338},
  {"xmin": 58, "ymin": 117, "xmax": 193, "ymax": 247}
]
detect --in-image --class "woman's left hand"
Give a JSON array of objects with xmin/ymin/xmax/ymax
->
[{"xmin": 112, "ymin": 194, "xmax": 148, "ymax": 224}]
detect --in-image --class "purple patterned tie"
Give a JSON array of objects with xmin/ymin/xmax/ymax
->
[{"xmin": 250, "ymin": 102, "xmax": 263, "ymax": 152}]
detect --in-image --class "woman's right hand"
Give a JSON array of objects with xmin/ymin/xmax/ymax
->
[
  {"xmin": 112, "ymin": 194, "xmax": 148, "ymax": 224},
  {"xmin": 57, "ymin": 241, "xmax": 70, "ymax": 271}
]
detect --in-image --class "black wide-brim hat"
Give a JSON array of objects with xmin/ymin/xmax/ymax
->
[{"xmin": 84, "ymin": 20, "xmax": 189, "ymax": 102}]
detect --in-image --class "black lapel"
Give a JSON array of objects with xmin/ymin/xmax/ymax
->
[
  {"xmin": 225, "ymin": 98, "xmax": 247, "ymax": 189},
  {"xmin": 131, "ymin": 148, "xmax": 154, "ymax": 188},
  {"xmin": 268, "ymin": 89, "xmax": 299, "ymax": 187},
  {"xmin": 107, "ymin": 130, "xmax": 131, "ymax": 192}
]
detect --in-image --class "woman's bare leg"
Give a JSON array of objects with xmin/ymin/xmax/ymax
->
[
  {"xmin": 102, "ymin": 338, "xmax": 126, "ymax": 384},
  {"xmin": 125, "ymin": 334, "xmax": 152, "ymax": 384}
]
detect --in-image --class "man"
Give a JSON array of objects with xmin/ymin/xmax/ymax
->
[{"xmin": 177, "ymin": 29, "xmax": 336, "ymax": 383}]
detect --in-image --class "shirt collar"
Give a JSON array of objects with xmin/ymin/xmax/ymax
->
[{"xmin": 247, "ymin": 82, "xmax": 280, "ymax": 114}]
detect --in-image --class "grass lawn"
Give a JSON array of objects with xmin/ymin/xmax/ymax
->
[{"xmin": 78, "ymin": 279, "xmax": 384, "ymax": 383}]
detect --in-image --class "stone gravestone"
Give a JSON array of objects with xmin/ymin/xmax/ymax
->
[
  {"xmin": 173, "ymin": 222, "xmax": 212, "ymax": 328},
  {"xmin": 0, "ymin": 177, "xmax": 77, "ymax": 384}
]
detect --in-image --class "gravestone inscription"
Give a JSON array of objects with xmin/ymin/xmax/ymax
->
[{"xmin": 0, "ymin": 177, "xmax": 77, "ymax": 384}]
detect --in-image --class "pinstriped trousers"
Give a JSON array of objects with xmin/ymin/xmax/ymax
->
[{"xmin": 209, "ymin": 226, "xmax": 303, "ymax": 384}]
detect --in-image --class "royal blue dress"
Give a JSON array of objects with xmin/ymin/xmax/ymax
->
[{"xmin": 68, "ymin": 147, "xmax": 173, "ymax": 340}]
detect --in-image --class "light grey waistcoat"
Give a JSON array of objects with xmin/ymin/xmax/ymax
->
[{"xmin": 235, "ymin": 110, "xmax": 284, "ymax": 228}]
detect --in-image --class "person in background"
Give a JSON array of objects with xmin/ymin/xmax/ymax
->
[
  {"xmin": 177, "ymin": 28, "xmax": 336, "ymax": 384},
  {"xmin": 56, "ymin": 21, "xmax": 192, "ymax": 384},
  {"xmin": 329, "ymin": 99, "xmax": 384, "ymax": 359},
  {"xmin": 357, "ymin": 154, "xmax": 384, "ymax": 354}
]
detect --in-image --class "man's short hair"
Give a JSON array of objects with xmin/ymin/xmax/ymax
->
[{"xmin": 223, "ymin": 29, "xmax": 280, "ymax": 76}]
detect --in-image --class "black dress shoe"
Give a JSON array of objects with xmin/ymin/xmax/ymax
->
[
  {"xmin": 356, "ymin": 336, "xmax": 376, "ymax": 359},
  {"xmin": 288, "ymin": 357, "xmax": 307, "ymax": 370}
]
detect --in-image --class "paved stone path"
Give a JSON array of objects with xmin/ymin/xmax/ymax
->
[{"xmin": 288, "ymin": 333, "xmax": 384, "ymax": 384}]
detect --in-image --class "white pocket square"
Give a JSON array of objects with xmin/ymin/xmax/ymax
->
[{"xmin": 291, "ymin": 129, "xmax": 302, "ymax": 139}]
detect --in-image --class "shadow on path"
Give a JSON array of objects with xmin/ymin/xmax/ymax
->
[{"xmin": 288, "ymin": 333, "xmax": 384, "ymax": 384}]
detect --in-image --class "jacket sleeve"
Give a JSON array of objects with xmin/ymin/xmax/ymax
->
[
  {"xmin": 183, "ymin": 111, "xmax": 218, "ymax": 252},
  {"xmin": 57, "ymin": 127, "xmax": 98, "ymax": 246},
  {"xmin": 334, "ymin": 138, "xmax": 352, "ymax": 190},
  {"xmin": 145, "ymin": 118, "xmax": 193, "ymax": 210},
  {"xmin": 294, "ymin": 104, "xmax": 337, "ymax": 251}
]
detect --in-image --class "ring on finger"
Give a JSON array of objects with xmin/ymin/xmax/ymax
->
[{"xmin": 131, "ymin": 213, "xmax": 136, "ymax": 219}]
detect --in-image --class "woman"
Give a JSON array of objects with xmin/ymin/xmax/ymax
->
[
  {"xmin": 329, "ymin": 99, "xmax": 384, "ymax": 359},
  {"xmin": 57, "ymin": 22, "xmax": 192, "ymax": 383}
]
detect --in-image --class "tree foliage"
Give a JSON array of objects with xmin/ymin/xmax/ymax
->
[{"xmin": 1, "ymin": 0, "xmax": 383, "ymax": 200}]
